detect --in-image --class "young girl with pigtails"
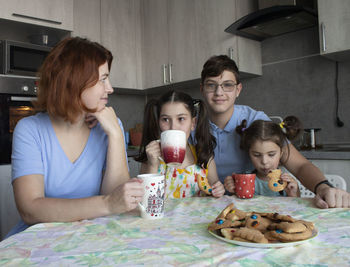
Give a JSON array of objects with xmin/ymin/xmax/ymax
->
[
  {"xmin": 224, "ymin": 116, "xmax": 302, "ymax": 197},
  {"xmin": 136, "ymin": 90, "xmax": 225, "ymax": 199}
]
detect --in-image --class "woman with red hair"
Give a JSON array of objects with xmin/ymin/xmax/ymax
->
[{"xmin": 7, "ymin": 37, "xmax": 143, "ymax": 237}]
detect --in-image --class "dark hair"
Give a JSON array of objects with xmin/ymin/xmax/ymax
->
[
  {"xmin": 34, "ymin": 37, "xmax": 113, "ymax": 123},
  {"xmin": 236, "ymin": 116, "xmax": 303, "ymax": 163},
  {"xmin": 135, "ymin": 90, "xmax": 216, "ymax": 169},
  {"xmin": 201, "ymin": 55, "xmax": 240, "ymax": 84}
]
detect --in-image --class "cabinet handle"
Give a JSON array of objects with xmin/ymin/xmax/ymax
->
[
  {"xmin": 162, "ymin": 64, "xmax": 168, "ymax": 84},
  {"xmin": 169, "ymin": 63, "xmax": 173, "ymax": 83},
  {"xmin": 321, "ymin": 22, "xmax": 326, "ymax": 52},
  {"xmin": 228, "ymin": 47, "xmax": 234, "ymax": 59},
  {"xmin": 12, "ymin": 13, "xmax": 62, "ymax": 25}
]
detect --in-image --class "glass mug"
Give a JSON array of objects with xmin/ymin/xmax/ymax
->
[{"xmin": 160, "ymin": 130, "xmax": 186, "ymax": 167}]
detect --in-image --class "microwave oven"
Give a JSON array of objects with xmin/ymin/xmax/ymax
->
[{"xmin": 0, "ymin": 40, "xmax": 51, "ymax": 77}]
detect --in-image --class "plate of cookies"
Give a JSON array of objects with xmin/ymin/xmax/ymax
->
[{"xmin": 208, "ymin": 203, "xmax": 318, "ymax": 248}]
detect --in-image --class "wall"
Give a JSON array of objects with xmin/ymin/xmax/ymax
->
[
  {"xmin": 240, "ymin": 27, "xmax": 350, "ymax": 145},
  {"xmin": 108, "ymin": 93, "xmax": 145, "ymax": 134}
]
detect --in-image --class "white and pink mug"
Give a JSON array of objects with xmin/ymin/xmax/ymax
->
[
  {"xmin": 137, "ymin": 174, "xmax": 165, "ymax": 219},
  {"xmin": 160, "ymin": 130, "xmax": 186, "ymax": 167}
]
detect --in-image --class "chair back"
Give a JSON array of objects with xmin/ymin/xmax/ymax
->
[{"xmin": 298, "ymin": 174, "xmax": 347, "ymax": 198}]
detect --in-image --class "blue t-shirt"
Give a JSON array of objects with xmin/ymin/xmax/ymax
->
[
  {"xmin": 210, "ymin": 105, "xmax": 270, "ymax": 183},
  {"xmin": 254, "ymin": 176, "xmax": 286, "ymax": 197},
  {"xmin": 7, "ymin": 112, "xmax": 126, "ymax": 237}
]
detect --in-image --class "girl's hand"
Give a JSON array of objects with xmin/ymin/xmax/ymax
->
[
  {"xmin": 93, "ymin": 107, "xmax": 123, "ymax": 137},
  {"xmin": 145, "ymin": 140, "xmax": 162, "ymax": 168},
  {"xmin": 106, "ymin": 178, "xmax": 144, "ymax": 214},
  {"xmin": 224, "ymin": 175, "xmax": 235, "ymax": 193},
  {"xmin": 211, "ymin": 181, "xmax": 225, "ymax": 198},
  {"xmin": 281, "ymin": 173, "xmax": 300, "ymax": 197}
]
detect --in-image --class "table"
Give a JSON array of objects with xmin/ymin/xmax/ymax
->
[{"xmin": 0, "ymin": 195, "xmax": 349, "ymax": 266}]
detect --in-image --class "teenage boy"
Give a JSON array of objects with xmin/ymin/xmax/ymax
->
[{"xmin": 200, "ymin": 55, "xmax": 350, "ymax": 208}]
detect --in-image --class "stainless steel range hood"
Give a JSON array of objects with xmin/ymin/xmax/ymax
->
[{"xmin": 225, "ymin": 0, "xmax": 318, "ymax": 41}]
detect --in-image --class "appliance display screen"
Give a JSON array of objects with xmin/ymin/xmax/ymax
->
[{"xmin": 10, "ymin": 46, "xmax": 48, "ymax": 72}]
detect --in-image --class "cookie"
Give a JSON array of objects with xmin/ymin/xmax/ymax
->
[
  {"xmin": 226, "ymin": 208, "xmax": 250, "ymax": 221},
  {"xmin": 267, "ymin": 169, "xmax": 287, "ymax": 192},
  {"xmin": 264, "ymin": 231, "xmax": 279, "ymax": 242},
  {"xmin": 268, "ymin": 221, "xmax": 307, "ymax": 233},
  {"xmin": 265, "ymin": 212, "xmax": 296, "ymax": 223},
  {"xmin": 208, "ymin": 218, "xmax": 243, "ymax": 232},
  {"xmin": 266, "ymin": 228, "xmax": 313, "ymax": 242},
  {"xmin": 298, "ymin": 220, "xmax": 315, "ymax": 231},
  {"xmin": 195, "ymin": 172, "xmax": 212, "ymax": 195},
  {"xmin": 220, "ymin": 229, "xmax": 251, "ymax": 242},
  {"xmin": 221, "ymin": 228, "xmax": 236, "ymax": 240},
  {"xmin": 245, "ymin": 213, "xmax": 272, "ymax": 233},
  {"xmin": 217, "ymin": 203, "xmax": 235, "ymax": 219},
  {"xmin": 231, "ymin": 227, "xmax": 269, "ymax": 243}
]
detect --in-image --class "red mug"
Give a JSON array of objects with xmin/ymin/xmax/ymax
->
[{"xmin": 233, "ymin": 173, "xmax": 256, "ymax": 199}]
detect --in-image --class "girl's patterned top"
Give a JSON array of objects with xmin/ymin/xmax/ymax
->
[{"xmin": 158, "ymin": 145, "xmax": 207, "ymax": 199}]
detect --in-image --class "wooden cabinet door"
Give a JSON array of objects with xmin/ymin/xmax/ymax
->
[
  {"xmin": 101, "ymin": 0, "xmax": 142, "ymax": 89},
  {"xmin": 0, "ymin": 0, "xmax": 73, "ymax": 30},
  {"xmin": 318, "ymin": 0, "xmax": 350, "ymax": 59},
  {"xmin": 194, "ymin": 0, "xmax": 237, "ymax": 71},
  {"xmin": 142, "ymin": 0, "xmax": 169, "ymax": 88},
  {"xmin": 195, "ymin": 0, "xmax": 261, "ymax": 78},
  {"xmin": 167, "ymin": 0, "xmax": 199, "ymax": 83},
  {"xmin": 73, "ymin": 0, "xmax": 101, "ymax": 42}
]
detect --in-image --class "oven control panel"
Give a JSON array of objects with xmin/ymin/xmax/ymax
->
[{"xmin": 0, "ymin": 75, "xmax": 38, "ymax": 95}]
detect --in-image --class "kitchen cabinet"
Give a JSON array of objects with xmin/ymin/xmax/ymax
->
[
  {"xmin": 318, "ymin": 0, "xmax": 350, "ymax": 61},
  {"xmin": 142, "ymin": 0, "xmax": 198, "ymax": 88},
  {"xmin": 0, "ymin": 0, "xmax": 73, "ymax": 31},
  {"xmin": 72, "ymin": 0, "xmax": 101, "ymax": 42},
  {"xmin": 0, "ymin": 165, "xmax": 20, "ymax": 241},
  {"xmin": 195, "ymin": 0, "xmax": 261, "ymax": 77},
  {"xmin": 142, "ymin": 0, "xmax": 261, "ymax": 89},
  {"xmin": 101, "ymin": 0, "xmax": 143, "ymax": 89}
]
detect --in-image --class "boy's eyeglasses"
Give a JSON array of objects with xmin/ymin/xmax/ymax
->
[{"xmin": 203, "ymin": 82, "xmax": 237, "ymax": 92}]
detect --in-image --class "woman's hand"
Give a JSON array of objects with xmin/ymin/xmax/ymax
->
[
  {"xmin": 145, "ymin": 140, "xmax": 162, "ymax": 169},
  {"xmin": 211, "ymin": 181, "xmax": 225, "ymax": 198},
  {"xmin": 281, "ymin": 173, "xmax": 299, "ymax": 197},
  {"xmin": 106, "ymin": 178, "xmax": 144, "ymax": 214},
  {"xmin": 93, "ymin": 107, "xmax": 122, "ymax": 137},
  {"xmin": 224, "ymin": 175, "xmax": 235, "ymax": 193}
]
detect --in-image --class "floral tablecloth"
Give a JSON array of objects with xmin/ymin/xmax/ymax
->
[{"xmin": 0, "ymin": 195, "xmax": 349, "ymax": 266}]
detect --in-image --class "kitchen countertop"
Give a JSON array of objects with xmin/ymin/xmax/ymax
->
[
  {"xmin": 299, "ymin": 149, "xmax": 350, "ymax": 160},
  {"xmin": 128, "ymin": 147, "xmax": 350, "ymax": 160}
]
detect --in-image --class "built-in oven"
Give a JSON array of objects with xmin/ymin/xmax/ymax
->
[{"xmin": 0, "ymin": 76, "xmax": 37, "ymax": 164}]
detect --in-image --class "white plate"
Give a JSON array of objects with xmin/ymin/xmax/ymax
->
[{"xmin": 209, "ymin": 228, "xmax": 318, "ymax": 248}]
